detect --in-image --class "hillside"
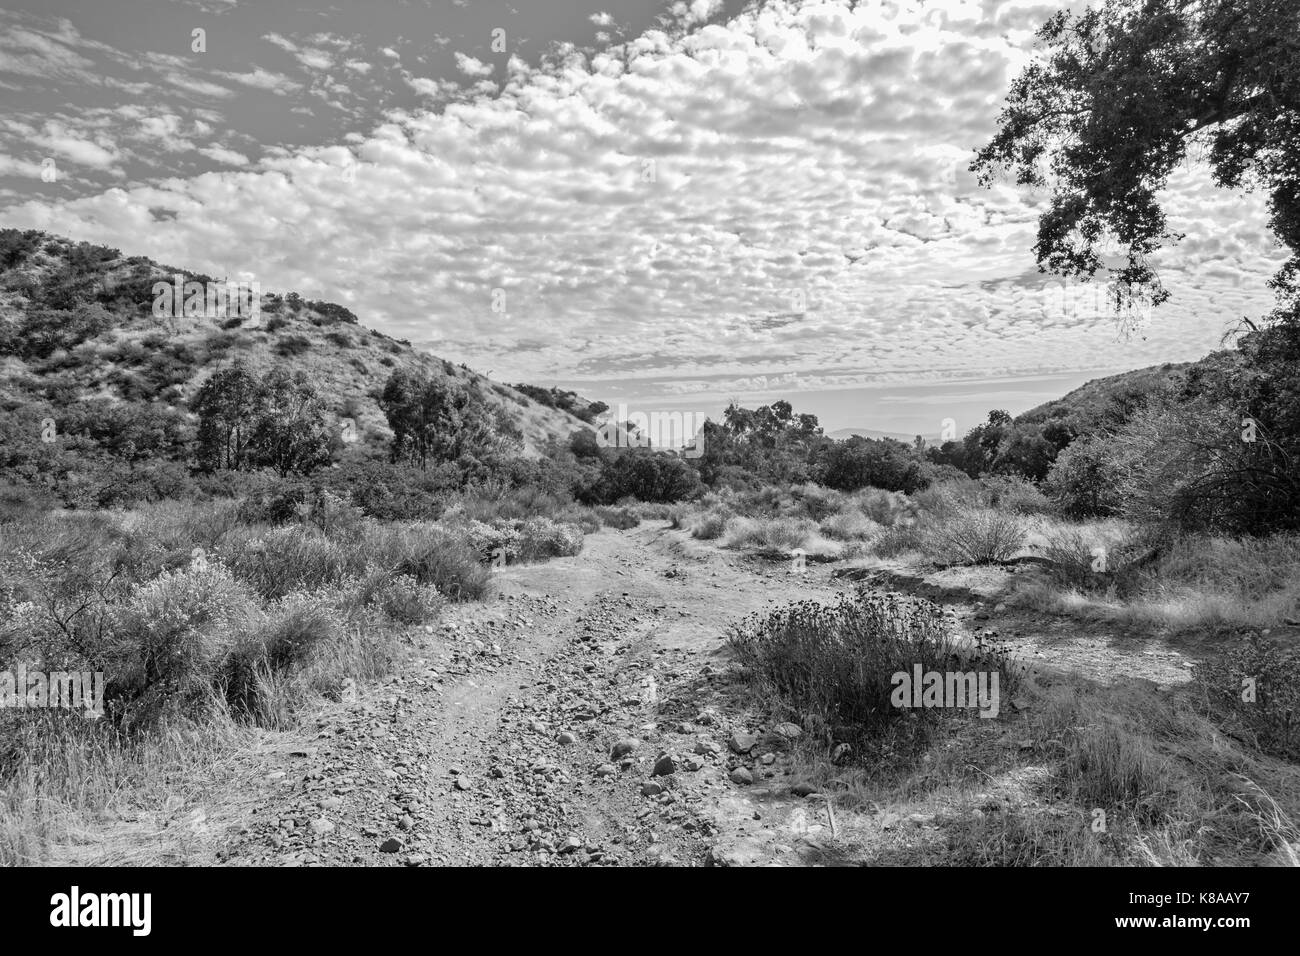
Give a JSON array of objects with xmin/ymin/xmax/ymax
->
[
  {"xmin": 0, "ymin": 229, "xmax": 596, "ymax": 461},
  {"xmin": 1014, "ymin": 361, "xmax": 1192, "ymax": 434}
]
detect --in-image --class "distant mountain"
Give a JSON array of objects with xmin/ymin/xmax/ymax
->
[{"xmin": 0, "ymin": 229, "xmax": 596, "ymax": 459}]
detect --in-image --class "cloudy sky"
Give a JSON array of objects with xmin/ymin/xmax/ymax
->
[{"xmin": 0, "ymin": 0, "xmax": 1286, "ymax": 434}]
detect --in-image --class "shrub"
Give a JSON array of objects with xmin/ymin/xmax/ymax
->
[
  {"xmin": 918, "ymin": 506, "xmax": 1027, "ymax": 565},
  {"xmin": 516, "ymin": 518, "xmax": 584, "ymax": 560},
  {"xmin": 595, "ymin": 506, "xmax": 639, "ymax": 530},
  {"xmin": 724, "ymin": 516, "xmax": 815, "ymax": 553},
  {"xmin": 109, "ymin": 561, "xmax": 260, "ymax": 725},
  {"xmin": 728, "ymin": 589, "xmax": 1019, "ymax": 754},
  {"xmin": 1044, "ymin": 434, "xmax": 1121, "ymax": 518},
  {"xmin": 869, "ymin": 521, "xmax": 925, "ymax": 558},
  {"xmin": 1108, "ymin": 393, "xmax": 1300, "ymax": 534},
  {"xmin": 555, "ymin": 505, "xmax": 602, "ymax": 534},
  {"xmin": 221, "ymin": 595, "xmax": 339, "ymax": 725},
  {"xmin": 1195, "ymin": 634, "xmax": 1300, "ymax": 760},
  {"xmin": 850, "ymin": 487, "xmax": 917, "ymax": 526},
  {"xmin": 690, "ymin": 509, "xmax": 731, "ymax": 540},
  {"xmin": 788, "ymin": 483, "xmax": 846, "ymax": 521},
  {"xmin": 350, "ymin": 570, "xmax": 443, "ymax": 625},
  {"xmin": 819, "ymin": 511, "xmax": 879, "ymax": 541},
  {"xmin": 386, "ymin": 526, "xmax": 490, "ymax": 601},
  {"xmin": 273, "ymin": 334, "xmax": 312, "ymax": 358},
  {"xmin": 979, "ymin": 475, "xmax": 1053, "ymax": 515},
  {"xmin": 224, "ymin": 526, "xmax": 350, "ymax": 599}
]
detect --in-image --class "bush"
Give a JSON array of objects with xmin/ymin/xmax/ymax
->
[
  {"xmin": 555, "ymin": 505, "xmax": 602, "ymax": 534},
  {"xmin": 1108, "ymin": 392, "xmax": 1300, "ymax": 533},
  {"xmin": 350, "ymin": 569, "xmax": 443, "ymax": 625},
  {"xmin": 273, "ymin": 334, "xmax": 312, "ymax": 358},
  {"xmin": 1195, "ymin": 634, "xmax": 1300, "ymax": 760},
  {"xmin": 979, "ymin": 475, "xmax": 1054, "ymax": 515},
  {"xmin": 221, "ymin": 595, "xmax": 340, "ymax": 725},
  {"xmin": 850, "ymin": 487, "xmax": 917, "ymax": 526},
  {"xmin": 819, "ymin": 511, "xmax": 879, "ymax": 541},
  {"xmin": 1044, "ymin": 434, "xmax": 1120, "ymax": 518},
  {"xmin": 690, "ymin": 508, "xmax": 731, "ymax": 540},
  {"xmin": 583, "ymin": 451, "xmax": 702, "ymax": 504},
  {"xmin": 724, "ymin": 516, "xmax": 815, "ymax": 553},
  {"xmin": 224, "ymin": 525, "xmax": 350, "ymax": 599},
  {"xmin": 109, "ymin": 561, "xmax": 260, "ymax": 725},
  {"xmin": 385, "ymin": 526, "xmax": 490, "ymax": 601},
  {"xmin": 918, "ymin": 506, "xmax": 1027, "ymax": 565},
  {"xmin": 517, "ymin": 518, "xmax": 585, "ymax": 560},
  {"xmin": 787, "ymin": 483, "xmax": 846, "ymax": 521},
  {"xmin": 870, "ymin": 521, "xmax": 924, "ymax": 557},
  {"xmin": 728, "ymin": 589, "xmax": 1019, "ymax": 754},
  {"xmin": 595, "ymin": 506, "xmax": 639, "ymax": 529}
]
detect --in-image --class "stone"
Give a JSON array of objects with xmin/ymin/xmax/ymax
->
[
  {"xmin": 791, "ymin": 782, "xmax": 818, "ymax": 797},
  {"xmin": 728, "ymin": 733, "xmax": 757, "ymax": 754},
  {"xmin": 454, "ymin": 777, "xmax": 472, "ymax": 791},
  {"xmin": 309, "ymin": 818, "xmax": 335, "ymax": 835},
  {"xmin": 559, "ymin": 836, "xmax": 584, "ymax": 854},
  {"xmin": 557, "ymin": 731, "xmax": 577, "ymax": 745},
  {"xmin": 398, "ymin": 815, "xmax": 415, "ymax": 830},
  {"xmin": 652, "ymin": 754, "xmax": 677, "ymax": 776},
  {"xmin": 379, "ymin": 837, "xmax": 404, "ymax": 853},
  {"xmin": 694, "ymin": 740, "xmax": 721, "ymax": 756},
  {"xmin": 610, "ymin": 738, "xmax": 639, "ymax": 760},
  {"xmin": 773, "ymin": 722, "xmax": 802, "ymax": 741},
  {"xmin": 730, "ymin": 766, "xmax": 754, "ymax": 785},
  {"xmin": 641, "ymin": 781, "xmax": 665, "ymax": 797},
  {"xmin": 683, "ymin": 756, "xmax": 705, "ymax": 772}
]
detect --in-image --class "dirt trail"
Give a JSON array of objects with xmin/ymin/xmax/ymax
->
[{"xmin": 203, "ymin": 522, "xmax": 1203, "ymax": 867}]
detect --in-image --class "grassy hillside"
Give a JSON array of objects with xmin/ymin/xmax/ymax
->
[
  {"xmin": 0, "ymin": 229, "xmax": 595, "ymax": 460},
  {"xmin": 1014, "ymin": 362, "xmax": 1191, "ymax": 434}
]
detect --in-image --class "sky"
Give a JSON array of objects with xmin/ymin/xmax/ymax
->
[{"xmin": 0, "ymin": 0, "xmax": 1287, "ymax": 435}]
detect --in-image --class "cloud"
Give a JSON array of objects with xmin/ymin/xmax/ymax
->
[
  {"xmin": 454, "ymin": 53, "xmax": 494, "ymax": 78},
  {"xmin": 218, "ymin": 66, "xmax": 302, "ymax": 94},
  {"xmin": 197, "ymin": 145, "xmax": 251, "ymax": 166},
  {"xmin": 1, "ymin": 0, "xmax": 1283, "ymax": 406}
]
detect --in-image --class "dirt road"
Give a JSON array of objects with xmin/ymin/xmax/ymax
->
[{"xmin": 201, "ymin": 522, "xmax": 1201, "ymax": 867}]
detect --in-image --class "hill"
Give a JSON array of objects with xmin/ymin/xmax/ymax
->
[
  {"xmin": 0, "ymin": 229, "xmax": 597, "ymax": 463},
  {"xmin": 1013, "ymin": 362, "xmax": 1192, "ymax": 435}
]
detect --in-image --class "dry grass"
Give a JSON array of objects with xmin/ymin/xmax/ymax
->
[
  {"xmin": 768, "ymin": 674, "xmax": 1300, "ymax": 866},
  {"xmin": 1012, "ymin": 518, "xmax": 1300, "ymax": 633}
]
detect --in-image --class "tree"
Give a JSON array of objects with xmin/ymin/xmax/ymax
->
[
  {"xmin": 818, "ymin": 436, "xmax": 928, "ymax": 493},
  {"xmin": 973, "ymin": 0, "xmax": 1300, "ymax": 315},
  {"xmin": 379, "ymin": 369, "xmax": 508, "ymax": 468},
  {"xmin": 192, "ymin": 364, "xmax": 263, "ymax": 471},
  {"xmin": 252, "ymin": 368, "xmax": 332, "ymax": 477}
]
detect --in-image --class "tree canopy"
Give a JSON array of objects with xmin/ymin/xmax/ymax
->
[{"xmin": 973, "ymin": 0, "xmax": 1300, "ymax": 318}]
